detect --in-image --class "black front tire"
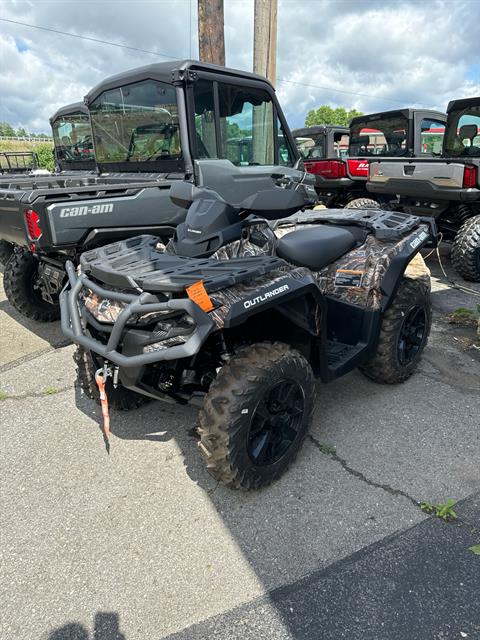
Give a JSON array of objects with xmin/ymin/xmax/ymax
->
[
  {"xmin": 451, "ymin": 215, "xmax": 480, "ymax": 282},
  {"xmin": 345, "ymin": 197, "xmax": 381, "ymax": 210},
  {"xmin": 74, "ymin": 346, "xmax": 149, "ymax": 411},
  {"xmin": 361, "ymin": 277, "xmax": 431, "ymax": 384},
  {"xmin": 0, "ymin": 240, "xmax": 14, "ymax": 266},
  {"xmin": 198, "ymin": 342, "xmax": 316, "ymax": 490},
  {"xmin": 3, "ymin": 248, "xmax": 60, "ymax": 322}
]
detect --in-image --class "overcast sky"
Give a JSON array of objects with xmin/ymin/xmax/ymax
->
[{"xmin": 1, "ymin": 0, "xmax": 480, "ymax": 133}]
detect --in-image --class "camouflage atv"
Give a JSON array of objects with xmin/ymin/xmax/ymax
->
[{"xmin": 61, "ymin": 180, "xmax": 434, "ymax": 489}]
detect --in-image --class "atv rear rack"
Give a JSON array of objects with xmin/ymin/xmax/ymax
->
[
  {"xmin": 274, "ymin": 208, "xmax": 436, "ymax": 241},
  {"xmin": 60, "ymin": 261, "xmax": 215, "ymax": 368}
]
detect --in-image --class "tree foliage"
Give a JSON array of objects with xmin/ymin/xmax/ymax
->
[
  {"xmin": 305, "ymin": 106, "xmax": 364, "ymax": 127},
  {"xmin": 35, "ymin": 143, "xmax": 55, "ymax": 171}
]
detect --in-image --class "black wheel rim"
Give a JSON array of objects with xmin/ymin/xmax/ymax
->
[
  {"xmin": 397, "ymin": 305, "xmax": 427, "ymax": 366},
  {"xmin": 247, "ymin": 379, "xmax": 305, "ymax": 466}
]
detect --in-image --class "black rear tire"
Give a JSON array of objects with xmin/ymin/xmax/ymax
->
[
  {"xmin": 3, "ymin": 248, "xmax": 60, "ymax": 322},
  {"xmin": 0, "ymin": 240, "xmax": 14, "ymax": 266},
  {"xmin": 345, "ymin": 197, "xmax": 381, "ymax": 209},
  {"xmin": 198, "ymin": 342, "xmax": 315, "ymax": 490},
  {"xmin": 451, "ymin": 215, "xmax": 480, "ymax": 282},
  {"xmin": 360, "ymin": 277, "xmax": 431, "ymax": 384},
  {"xmin": 74, "ymin": 346, "xmax": 149, "ymax": 411}
]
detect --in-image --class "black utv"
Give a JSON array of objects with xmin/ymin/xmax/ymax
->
[
  {"xmin": 0, "ymin": 102, "xmax": 98, "ymax": 266},
  {"xmin": 50, "ymin": 102, "xmax": 96, "ymax": 173},
  {"xmin": 368, "ymin": 97, "xmax": 480, "ymax": 281},
  {"xmin": 61, "ymin": 175, "xmax": 434, "ymax": 490},
  {"xmin": 297, "ymin": 109, "xmax": 446, "ymax": 210},
  {"xmin": 0, "ymin": 60, "xmax": 302, "ymax": 321}
]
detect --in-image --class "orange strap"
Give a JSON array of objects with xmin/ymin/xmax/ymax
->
[{"xmin": 95, "ymin": 371, "xmax": 110, "ymax": 440}]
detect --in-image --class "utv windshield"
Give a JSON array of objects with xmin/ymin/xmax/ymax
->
[
  {"xmin": 89, "ymin": 79, "xmax": 181, "ymax": 165},
  {"xmin": 349, "ymin": 116, "xmax": 408, "ymax": 157},
  {"xmin": 52, "ymin": 114, "xmax": 94, "ymax": 163},
  {"xmin": 443, "ymin": 106, "xmax": 480, "ymax": 157}
]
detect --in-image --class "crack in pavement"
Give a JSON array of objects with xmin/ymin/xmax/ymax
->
[
  {"xmin": 0, "ymin": 339, "xmax": 71, "ymax": 374},
  {"xmin": 308, "ymin": 434, "xmax": 420, "ymax": 508},
  {"xmin": 0, "ymin": 385, "xmax": 72, "ymax": 402}
]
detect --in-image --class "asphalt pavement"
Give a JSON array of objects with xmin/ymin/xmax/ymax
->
[{"xmin": 0, "ymin": 252, "xmax": 479, "ymax": 640}]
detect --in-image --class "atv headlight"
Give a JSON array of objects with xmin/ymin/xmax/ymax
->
[{"xmin": 83, "ymin": 291, "xmax": 127, "ymax": 324}]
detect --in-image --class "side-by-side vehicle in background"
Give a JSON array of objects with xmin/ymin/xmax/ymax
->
[
  {"xmin": 296, "ymin": 109, "xmax": 447, "ymax": 210},
  {"xmin": 368, "ymin": 97, "xmax": 480, "ymax": 281},
  {"xmin": 50, "ymin": 102, "xmax": 96, "ymax": 173},
  {"xmin": 0, "ymin": 60, "xmax": 306, "ymax": 320}
]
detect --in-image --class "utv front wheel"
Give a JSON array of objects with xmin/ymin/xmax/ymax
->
[
  {"xmin": 361, "ymin": 277, "xmax": 431, "ymax": 384},
  {"xmin": 198, "ymin": 342, "xmax": 315, "ymax": 490},
  {"xmin": 3, "ymin": 248, "xmax": 60, "ymax": 321},
  {"xmin": 451, "ymin": 215, "xmax": 480, "ymax": 282},
  {"xmin": 74, "ymin": 346, "xmax": 148, "ymax": 411}
]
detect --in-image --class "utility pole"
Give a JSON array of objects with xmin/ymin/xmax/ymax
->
[
  {"xmin": 252, "ymin": 0, "xmax": 277, "ymax": 164},
  {"xmin": 197, "ymin": 0, "xmax": 225, "ymax": 66},
  {"xmin": 253, "ymin": 0, "xmax": 277, "ymax": 85}
]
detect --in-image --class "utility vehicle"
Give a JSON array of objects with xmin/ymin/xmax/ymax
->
[
  {"xmin": 298, "ymin": 109, "xmax": 447, "ymax": 210},
  {"xmin": 61, "ymin": 177, "xmax": 434, "ymax": 490},
  {"xmin": 0, "ymin": 102, "xmax": 97, "ymax": 266},
  {"xmin": 0, "ymin": 60, "xmax": 302, "ymax": 321},
  {"xmin": 367, "ymin": 97, "xmax": 480, "ymax": 281},
  {"xmin": 50, "ymin": 102, "xmax": 96, "ymax": 173}
]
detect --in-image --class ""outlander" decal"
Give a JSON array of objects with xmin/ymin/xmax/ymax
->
[{"xmin": 243, "ymin": 284, "xmax": 290, "ymax": 309}]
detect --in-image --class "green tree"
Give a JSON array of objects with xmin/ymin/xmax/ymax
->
[
  {"xmin": 16, "ymin": 127, "xmax": 28, "ymax": 138},
  {"xmin": 35, "ymin": 143, "xmax": 55, "ymax": 171},
  {"xmin": 305, "ymin": 105, "xmax": 364, "ymax": 127},
  {"xmin": 0, "ymin": 122, "xmax": 15, "ymax": 136}
]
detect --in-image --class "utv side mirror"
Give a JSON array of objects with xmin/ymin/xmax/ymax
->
[{"xmin": 169, "ymin": 181, "xmax": 195, "ymax": 209}]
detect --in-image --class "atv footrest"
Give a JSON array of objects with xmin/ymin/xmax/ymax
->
[{"xmin": 326, "ymin": 339, "xmax": 367, "ymax": 376}]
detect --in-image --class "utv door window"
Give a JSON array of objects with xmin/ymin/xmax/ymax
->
[
  {"xmin": 89, "ymin": 79, "xmax": 181, "ymax": 164},
  {"xmin": 444, "ymin": 108, "xmax": 480, "ymax": 157},
  {"xmin": 333, "ymin": 133, "xmax": 349, "ymax": 158},
  {"xmin": 420, "ymin": 118, "xmax": 445, "ymax": 155},
  {"xmin": 277, "ymin": 119, "xmax": 295, "ymax": 166},
  {"xmin": 193, "ymin": 80, "xmax": 217, "ymax": 158},
  {"xmin": 217, "ymin": 83, "xmax": 276, "ymax": 166}
]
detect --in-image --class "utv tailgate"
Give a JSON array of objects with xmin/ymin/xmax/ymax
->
[
  {"xmin": 0, "ymin": 175, "xmax": 186, "ymax": 249},
  {"xmin": 367, "ymin": 158, "xmax": 480, "ymax": 202}
]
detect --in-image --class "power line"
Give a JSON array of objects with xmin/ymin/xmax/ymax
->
[
  {"xmin": 2, "ymin": 17, "xmax": 430, "ymax": 108},
  {"xmin": 277, "ymin": 78, "xmax": 429, "ymax": 108},
  {"xmin": 0, "ymin": 18, "xmax": 180, "ymax": 60}
]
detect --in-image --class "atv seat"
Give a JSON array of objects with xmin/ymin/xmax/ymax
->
[{"xmin": 277, "ymin": 226, "xmax": 357, "ymax": 271}]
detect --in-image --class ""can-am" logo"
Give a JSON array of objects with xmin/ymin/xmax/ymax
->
[{"xmin": 59, "ymin": 203, "xmax": 114, "ymax": 217}]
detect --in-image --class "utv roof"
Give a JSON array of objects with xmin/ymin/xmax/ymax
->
[
  {"xmin": 447, "ymin": 96, "xmax": 480, "ymax": 112},
  {"xmin": 292, "ymin": 125, "xmax": 349, "ymax": 137},
  {"xmin": 50, "ymin": 101, "xmax": 89, "ymax": 125},
  {"xmin": 85, "ymin": 60, "xmax": 274, "ymax": 105},
  {"xmin": 349, "ymin": 108, "xmax": 446, "ymax": 126}
]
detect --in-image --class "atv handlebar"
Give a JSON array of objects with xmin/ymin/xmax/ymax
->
[{"xmin": 60, "ymin": 261, "xmax": 215, "ymax": 368}]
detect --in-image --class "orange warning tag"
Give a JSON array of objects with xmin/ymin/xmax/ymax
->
[{"xmin": 186, "ymin": 280, "xmax": 214, "ymax": 312}]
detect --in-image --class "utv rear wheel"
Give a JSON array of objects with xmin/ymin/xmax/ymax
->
[
  {"xmin": 345, "ymin": 198, "xmax": 381, "ymax": 210},
  {"xmin": 360, "ymin": 277, "xmax": 431, "ymax": 384},
  {"xmin": 74, "ymin": 346, "xmax": 148, "ymax": 411},
  {"xmin": 198, "ymin": 342, "xmax": 315, "ymax": 490},
  {"xmin": 3, "ymin": 248, "xmax": 60, "ymax": 322},
  {"xmin": 451, "ymin": 215, "xmax": 480, "ymax": 282},
  {"xmin": 0, "ymin": 240, "xmax": 13, "ymax": 265}
]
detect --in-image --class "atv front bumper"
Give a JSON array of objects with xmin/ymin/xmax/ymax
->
[{"xmin": 60, "ymin": 261, "xmax": 215, "ymax": 368}]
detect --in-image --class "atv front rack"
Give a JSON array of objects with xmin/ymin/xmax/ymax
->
[
  {"xmin": 79, "ymin": 235, "xmax": 286, "ymax": 292},
  {"xmin": 60, "ymin": 261, "xmax": 215, "ymax": 368}
]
